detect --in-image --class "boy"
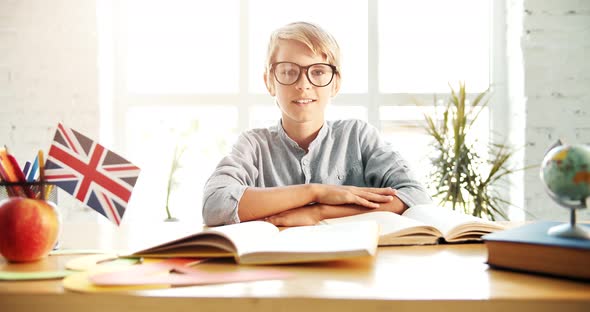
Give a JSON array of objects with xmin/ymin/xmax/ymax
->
[{"xmin": 203, "ymin": 22, "xmax": 431, "ymax": 226}]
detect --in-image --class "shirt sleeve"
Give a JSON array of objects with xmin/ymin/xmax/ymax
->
[
  {"xmin": 358, "ymin": 121, "xmax": 433, "ymax": 207},
  {"xmin": 202, "ymin": 133, "xmax": 260, "ymax": 226}
]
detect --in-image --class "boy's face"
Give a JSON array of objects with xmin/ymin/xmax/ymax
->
[{"xmin": 264, "ymin": 39, "xmax": 340, "ymax": 129}]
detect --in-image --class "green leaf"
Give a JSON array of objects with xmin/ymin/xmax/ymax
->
[{"xmin": 424, "ymin": 82, "xmax": 530, "ymax": 220}]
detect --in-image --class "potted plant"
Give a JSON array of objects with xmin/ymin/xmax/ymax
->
[
  {"xmin": 164, "ymin": 121, "xmax": 199, "ymax": 222},
  {"xmin": 164, "ymin": 143, "xmax": 184, "ymax": 222},
  {"xmin": 424, "ymin": 82, "xmax": 520, "ymax": 220}
]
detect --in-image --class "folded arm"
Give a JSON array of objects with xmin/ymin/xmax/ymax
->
[
  {"xmin": 238, "ymin": 184, "xmax": 398, "ymax": 222},
  {"xmin": 265, "ymin": 194, "xmax": 408, "ymax": 227}
]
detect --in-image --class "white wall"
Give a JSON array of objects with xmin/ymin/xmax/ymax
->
[
  {"xmin": 0, "ymin": 0, "xmax": 99, "ymax": 219},
  {"xmin": 0, "ymin": 0, "xmax": 588, "ymax": 221},
  {"xmin": 0, "ymin": 0, "xmax": 99, "ymax": 159},
  {"xmin": 519, "ymin": 0, "xmax": 590, "ymax": 221}
]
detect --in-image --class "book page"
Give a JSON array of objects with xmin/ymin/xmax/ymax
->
[
  {"xmin": 402, "ymin": 204, "xmax": 504, "ymax": 242},
  {"xmin": 237, "ymin": 221, "xmax": 378, "ymax": 264},
  {"xmin": 127, "ymin": 221, "xmax": 212, "ymax": 254},
  {"xmin": 130, "ymin": 221, "xmax": 279, "ymax": 257},
  {"xmin": 321, "ymin": 211, "xmax": 442, "ymax": 245},
  {"xmin": 208, "ymin": 221, "xmax": 280, "ymax": 254}
]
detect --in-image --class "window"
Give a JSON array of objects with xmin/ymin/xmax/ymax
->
[
  {"xmin": 124, "ymin": 0, "xmax": 240, "ymax": 94},
  {"xmin": 99, "ymin": 0, "xmax": 497, "ymax": 223},
  {"xmin": 378, "ymin": 0, "xmax": 490, "ymax": 93}
]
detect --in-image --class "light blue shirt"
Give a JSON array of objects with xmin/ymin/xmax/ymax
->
[{"xmin": 202, "ymin": 119, "xmax": 432, "ymax": 226}]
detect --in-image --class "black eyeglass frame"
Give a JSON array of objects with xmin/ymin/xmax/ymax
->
[{"xmin": 270, "ymin": 62, "xmax": 338, "ymax": 87}]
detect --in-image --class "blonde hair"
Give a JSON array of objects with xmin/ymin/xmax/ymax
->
[{"xmin": 265, "ymin": 22, "xmax": 341, "ymax": 77}]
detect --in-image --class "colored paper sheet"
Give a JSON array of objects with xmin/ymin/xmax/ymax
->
[
  {"xmin": 0, "ymin": 270, "xmax": 73, "ymax": 281},
  {"xmin": 89, "ymin": 258, "xmax": 291, "ymax": 286},
  {"xmin": 63, "ymin": 254, "xmax": 162, "ymax": 293},
  {"xmin": 63, "ymin": 256, "xmax": 291, "ymax": 292},
  {"xmin": 65, "ymin": 253, "xmax": 140, "ymax": 271},
  {"xmin": 63, "ymin": 268, "xmax": 169, "ymax": 293}
]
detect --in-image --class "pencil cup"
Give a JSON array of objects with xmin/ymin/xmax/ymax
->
[
  {"xmin": 0, "ymin": 182, "xmax": 61, "ymax": 262},
  {"xmin": 0, "ymin": 181, "xmax": 57, "ymax": 203}
]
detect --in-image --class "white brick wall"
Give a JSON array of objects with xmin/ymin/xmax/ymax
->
[
  {"xmin": 1, "ymin": 0, "xmax": 99, "ymax": 158},
  {"xmin": 0, "ymin": 0, "xmax": 99, "ymax": 220},
  {"xmin": 521, "ymin": 0, "xmax": 590, "ymax": 221}
]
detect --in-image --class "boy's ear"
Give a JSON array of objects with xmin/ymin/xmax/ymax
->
[
  {"xmin": 331, "ymin": 75, "xmax": 341, "ymax": 97},
  {"xmin": 264, "ymin": 71, "xmax": 276, "ymax": 96}
]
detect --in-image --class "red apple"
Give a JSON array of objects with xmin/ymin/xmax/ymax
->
[{"xmin": 0, "ymin": 197, "xmax": 60, "ymax": 262}]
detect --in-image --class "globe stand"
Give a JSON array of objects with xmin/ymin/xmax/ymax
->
[{"xmin": 547, "ymin": 197, "xmax": 590, "ymax": 240}]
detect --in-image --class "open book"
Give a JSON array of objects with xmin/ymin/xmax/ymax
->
[
  {"xmin": 126, "ymin": 221, "xmax": 378, "ymax": 265},
  {"xmin": 321, "ymin": 204, "xmax": 505, "ymax": 246}
]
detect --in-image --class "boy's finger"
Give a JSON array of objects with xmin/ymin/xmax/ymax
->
[
  {"xmin": 356, "ymin": 197, "xmax": 379, "ymax": 209},
  {"xmin": 359, "ymin": 191, "xmax": 394, "ymax": 203},
  {"xmin": 266, "ymin": 215, "xmax": 283, "ymax": 225},
  {"xmin": 362, "ymin": 187, "xmax": 397, "ymax": 195}
]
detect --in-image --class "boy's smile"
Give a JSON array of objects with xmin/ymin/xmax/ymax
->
[{"xmin": 292, "ymin": 97, "xmax": 317, "ymax": 105}]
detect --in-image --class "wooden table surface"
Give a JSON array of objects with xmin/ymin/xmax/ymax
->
[{"xmin": 1, "ymin": 222, "xmax": 589, "ymax": 312}]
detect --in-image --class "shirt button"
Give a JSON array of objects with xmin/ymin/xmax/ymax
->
[{"xmin": 302, "ymin": 159, "xmax": 309, "ymax": 166}]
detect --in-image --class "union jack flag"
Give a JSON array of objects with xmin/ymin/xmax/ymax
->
[{"xmin": 45, "ymin": 123, "xmax": 141, "ymax": 226}]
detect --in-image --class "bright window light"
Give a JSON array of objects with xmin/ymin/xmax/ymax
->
[
  {"xmin": 378, "ymin": 0, "xmax": 490, "ymax": 93},
  {"xmin": 125, "ymin": 0, "xmax": 240, "ymax": 94}
]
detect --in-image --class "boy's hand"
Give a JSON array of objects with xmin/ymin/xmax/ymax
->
[
  {"xmin": 265, "ymin": 205, "xmax": 323, "ymax": 227},
  {"xmin": 313, "ymin": 184, "xmax": 396, "ymax": 209},
  {"xmin": 264, "ymin": 194, "xmax": 407, "ymax": 226}
]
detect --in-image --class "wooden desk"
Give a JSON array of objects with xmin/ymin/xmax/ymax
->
[{"xmin": 1, "ymin": 222, "xmax": 589, "ymax": 312}]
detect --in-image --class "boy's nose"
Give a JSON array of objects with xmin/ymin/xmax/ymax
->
[{"xmin": 295, "ymin": 70, "xmax": 312, "ymax": 90}]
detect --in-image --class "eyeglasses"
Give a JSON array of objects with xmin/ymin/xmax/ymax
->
[{"xmin": 270, "ymin": 62, "xmax": 337, "ymax": 87}]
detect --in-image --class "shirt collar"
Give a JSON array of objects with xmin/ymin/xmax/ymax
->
[{"xmin": 277, "ymin": 119, "xmax": 330, "ymax": 153}]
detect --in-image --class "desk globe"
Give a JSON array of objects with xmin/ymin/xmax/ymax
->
[{"xmin": 541, "ymin": 143, "xmax": 590, "ymax": 239}]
